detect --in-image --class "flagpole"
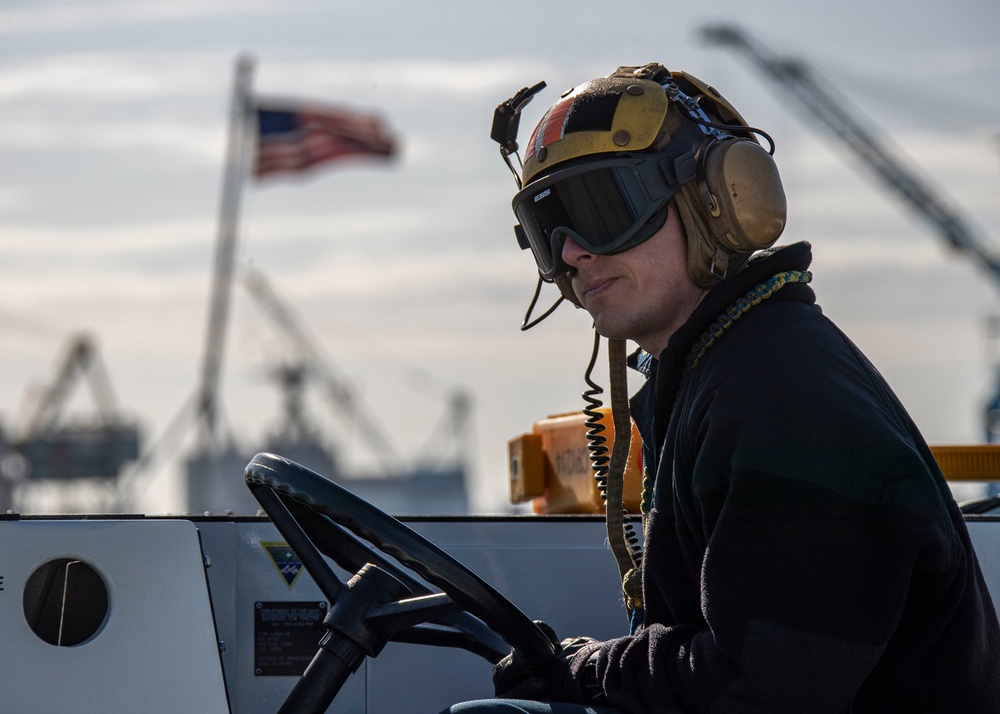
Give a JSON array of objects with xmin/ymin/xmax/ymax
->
[{"xmin": 196, "ymin": 53, "xmax": 255, "ymax": 451}]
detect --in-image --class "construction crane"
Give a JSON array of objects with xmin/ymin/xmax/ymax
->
[
  {"xmin": 242, "ymin": 268, "xmax": 473, "ymax": 514},
  {"xmin": 702, "ymin": 25, "xmax": 1000, "ymax": 493},
  {"xmin": 701, "ymin": 24, "xmax": 1000, "ymax": 287},
  {"xmin": 242, "ymin": 268, "xmax": 403, "ymax": 476},
  {"xmin": 13, "ymin": 334, "xmax": 140, "ymax": 482}
]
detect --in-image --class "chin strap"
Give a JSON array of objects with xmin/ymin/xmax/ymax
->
[{"xmin": 605, "ymin": 338, "xmax": 644, "ymax": 624}]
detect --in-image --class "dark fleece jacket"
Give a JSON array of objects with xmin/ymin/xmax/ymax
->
[{"xmin": 576, "ymin": 242, "xmax": 1000, "ymax": 713}]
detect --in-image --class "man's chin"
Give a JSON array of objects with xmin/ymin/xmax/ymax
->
[{"xmin": 591, "ymin": 317, "xmax": 630, "ymax": 343}]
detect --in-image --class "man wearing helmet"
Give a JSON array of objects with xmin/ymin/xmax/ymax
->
[{"xmin": 445, "ymin": 63, "xmax": 1000, "ymax": 713}]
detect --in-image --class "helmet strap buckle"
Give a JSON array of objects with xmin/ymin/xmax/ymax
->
[{"xmin": 710, "ymin": 244, "xmax": 731, "ymax": 281}]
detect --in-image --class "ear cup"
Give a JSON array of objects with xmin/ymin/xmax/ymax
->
[{"xmin": 700, "ymin": 138, "xmax": 787, "ymax": 253}]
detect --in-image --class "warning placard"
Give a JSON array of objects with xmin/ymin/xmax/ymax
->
[{"xmin": 254, "ymin": 601, "xmax": 328, "ymax": 676}]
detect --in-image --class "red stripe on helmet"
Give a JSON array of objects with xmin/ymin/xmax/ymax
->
[{"xmin": 526, "ymin": 95, "xmax": 575, "ymax": 162}]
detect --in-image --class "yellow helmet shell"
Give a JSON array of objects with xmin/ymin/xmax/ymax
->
[{"xmin": 521, "ymin": 76, "xmax": 668, "ymax": 185}]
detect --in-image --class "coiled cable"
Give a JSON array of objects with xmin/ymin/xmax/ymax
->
[{"xmin": 583, "ymin": 332, "xmax": 644, "ymax": 618}]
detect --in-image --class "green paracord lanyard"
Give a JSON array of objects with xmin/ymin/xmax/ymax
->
[{"xmin": 686, "ymin": 270, "xmax": 812, "ymax": 371}]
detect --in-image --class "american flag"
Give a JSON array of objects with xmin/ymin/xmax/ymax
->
[{"xmin": 253, "ymin": 102, "xmax": 396, "ymax": 178}]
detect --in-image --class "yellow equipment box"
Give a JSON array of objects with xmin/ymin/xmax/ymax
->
[
  {"xmin": 508, "ymin": 409, "xmax": 642, "ymax": 514},
  {"xmin": 510, "ymin": 410, "xmax": 1000, "ymax": 514}
]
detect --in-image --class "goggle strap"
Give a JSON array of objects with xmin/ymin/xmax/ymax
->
[
  {"xmin": 658, "ymin": 150, "xmax": 697, "ymax": 188},
  {"xmin": 514, "ymin": 224, "xmax": 530, "ymax": 250}
]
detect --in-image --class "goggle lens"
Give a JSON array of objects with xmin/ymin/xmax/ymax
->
[{"xmin": 512, "ymin": 157, "xmax": 671, "ymax": 279}]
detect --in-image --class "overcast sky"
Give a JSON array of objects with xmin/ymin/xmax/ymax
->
[{"xmin": 1, "ymin": 0, "xmax": 999, "ymax": 513}]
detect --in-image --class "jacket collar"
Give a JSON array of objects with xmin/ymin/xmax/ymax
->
[{"xmin": 628, "ymin": 241, "xmax": 815, "ymax": 457}]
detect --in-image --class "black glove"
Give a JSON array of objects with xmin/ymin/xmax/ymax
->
[{"xmin": 492, "ymin": 621, "xmax": 602, "ymax": 703}]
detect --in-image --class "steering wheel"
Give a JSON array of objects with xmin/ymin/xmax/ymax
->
[{"xmin": 244, "ymin": 452, "xmax": 558, "ymax": 714}]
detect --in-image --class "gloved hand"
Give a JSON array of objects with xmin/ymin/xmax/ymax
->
[{"xmin": 492, "ymin": 621, "xmax": 601, "ymax": 702}]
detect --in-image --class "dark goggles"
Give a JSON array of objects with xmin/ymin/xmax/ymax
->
[{"xmin": 512, "ymin": 152, "xmax": 690, "ymax": 280}]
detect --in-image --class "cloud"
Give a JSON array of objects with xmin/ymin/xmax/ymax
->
[
  {"xmin": 0, "ymin": 51, "xmax": 551, "ymax": 103},
  {"xmin": 0, "ymin": 0, "xmax": 285, "ymax": 36},
  {"xmin": 252, "ymin": 57, "xmax": 557, "ymax": 102},
  {"xmin": 0, "ymin": 117, "xmax": 224, "ymax": 164},
  {"xmin": 0, "ymin": 52, "xmax": 230, "ymax": 100},
  {"xmin": 0, "ymin": 187, "xmax": 30, "ymax": 211},
  {"xmin": 0, "ymin": 215, "xmax": 212, "ymax": 253}
]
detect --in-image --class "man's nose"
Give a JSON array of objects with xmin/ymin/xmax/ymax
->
[{"xmin": 561, "ymin": 234, "xmax": 593, "ymax": 266}]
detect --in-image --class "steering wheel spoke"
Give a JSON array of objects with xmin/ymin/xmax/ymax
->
[{"xmin": 368, "ymin": 593, "xmax": 463, "ymax": 634}]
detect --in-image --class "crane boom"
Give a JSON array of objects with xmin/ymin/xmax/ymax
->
[
  {"xmin": 241, "ymin": 268, "xmax": 402, "ymax": 474},
  {"xmin": 701, "ymin": 24, "xmax": 1000, "ymax": 287},
  {"xmin": 24, "ymin": 334, "xmax": 121, "ymax": 436}
]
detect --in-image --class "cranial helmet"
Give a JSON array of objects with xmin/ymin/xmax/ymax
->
[{"xmin": 505, "ymin": 62, "xmax": 787, "ymax": 298}]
